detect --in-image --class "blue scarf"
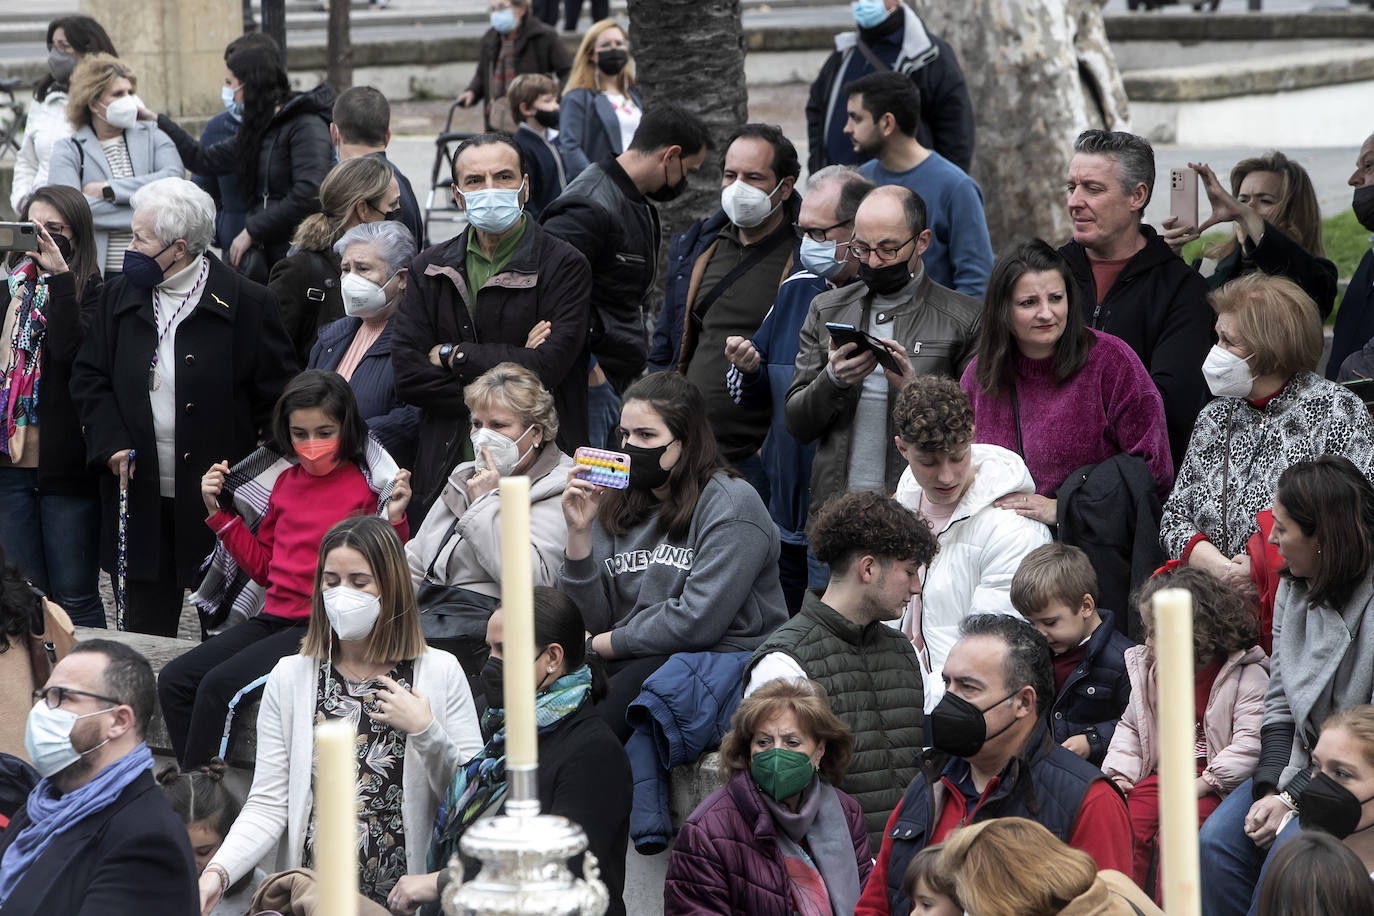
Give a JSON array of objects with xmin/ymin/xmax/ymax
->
[{"xmin": 0, "ymin": 743, "xmax": 154, "ymax": 902}]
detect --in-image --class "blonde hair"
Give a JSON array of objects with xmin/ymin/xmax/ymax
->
[
  {"xmin": 937, "ymin": 818, "xmax": 1097, "ymax": 916},
  {"xmin": 565, "ymin": 20, "xmax": 634, "ymax": 94},
  {"xmin": 1205, "ymin": 151, "xmax": 1325, "ymax": 261},
  {"xmin": 291, "ymin": 156, "xmax": 395, "ymax": 252},
  {"xmin": 463, "ymin": 362, "xmax": 560, "ymax": 443},
  {"xmin": 1210, "ymin": 272, "xmax": 1323, "ymax": 378},
  {"xmin": 67, "ymin": 53, "xmax": 136, "ymax": 130},
  {"xmin": 1322, "ymin": 705, "xmax": 1374, "ymax": 769},
  {"xmin": 300, "ymin": 517, "xmax": 427, "ymax": 664}
]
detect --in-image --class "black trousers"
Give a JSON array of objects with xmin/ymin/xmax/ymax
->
[
  {"xmin": 563, "ymin": 0, "xmax": 609, "ymax": 31},
  {"xmin": 122, "ymin": 498, "xmax": 186, "ymax": 636},
  {"xmin": 599, "ymin": 654, "xmax": 671, "ymax": 743}
]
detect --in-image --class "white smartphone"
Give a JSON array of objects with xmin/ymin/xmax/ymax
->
[{"xmin": 1170, "ymin": 168, "xmax": 1198, "ymax": 230}]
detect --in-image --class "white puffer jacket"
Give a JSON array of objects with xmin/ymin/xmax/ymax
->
[
  {"xmin": 894, "ymin": 444, "xmax": 1052, "ymax": 709},
  {"xmin": 10, "ymin": 92, "xmax": 73, "ymax": 212}
]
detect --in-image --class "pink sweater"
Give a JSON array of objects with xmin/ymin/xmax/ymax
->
[{"xmin": 959, "ymin": 330, "xmax": 1174, "ymax": 497}]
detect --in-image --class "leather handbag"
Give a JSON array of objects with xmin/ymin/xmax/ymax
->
[
  {"xmin": 26, "ymin": 596, "xmax": 75, "ymax": 686},
  {"xmin": 415, "ymin": 516, "xmax": 497, "ymax": 681}
]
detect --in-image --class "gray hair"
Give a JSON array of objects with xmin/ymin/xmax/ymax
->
[
  {"xmin": 333, "ymin": 221, "xmax": 417, "ymax": 275},
  {"xmin": 957, "ymin": 613, "xmax": 1054, "ymax": 717},
  {"xmin": 129, "ymin": 177, "xmax": 217, "ymax": 257},
  {"xmin": 808, "ymin": 165, "xmax": 877, "ymax": 224},
  {"xmin": 1073, "ymin": 129, "xmax": 1156, "ymax": 211}
]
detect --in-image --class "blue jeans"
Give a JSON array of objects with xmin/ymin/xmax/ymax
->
[
  {"xmin": 806, "ymin": 546, "xmax": 831, "ymax": 591},
  {"xmin": 1199, "ymin": 778, "xmax": 1267, "ymax": 916},
  {"xmin": 0, "ymin": 468, "xmax": 105, "ymax": 627},
  {"xmin": 587, "ymin": 380, "xmax": 621, "ymax": 450},
  {"xmin": 734, "ymin": 452, "xmax": 769, "ymax": 508}
]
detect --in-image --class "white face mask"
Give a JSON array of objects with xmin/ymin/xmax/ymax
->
[
  {"xmin": 25, "ymin": 702, "xmax": 113, "ymax": 779},
  {"xmin": 721, "ymin": 179, "xmax": 781, "ymax": 229},
  {"xmin": 101, "ymin": 95, "xmax": 140, "ymax": 131},
  {"xmin": 1202, "ymin": 344, "xmax": 1255, "ymax": 399},
  {"xmin": 323, "ymin": 585, "xmax": 382, "ymax": 641},
  {"xmin": 340, "ymin": 271, "xmax": 394, "ymax": 318},
  {"xmin": 471, "ymin": 425, "xmax": 535, "ymax": 477}
]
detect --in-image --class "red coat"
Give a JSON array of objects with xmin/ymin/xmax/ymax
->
[{"xmin": 664, "ymin": 769, "xmax": 872, "ymax": 916}]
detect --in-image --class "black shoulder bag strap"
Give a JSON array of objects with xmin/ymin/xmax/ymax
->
[
  {"xmin": 854, "ymin": 38, "xmax": 891, "ymax": 73},
  {"xmin": 1010, "ymin": 380, "xmax": 1025, "ymax": 457},
  {"xmin": 423, "ymin": 515, "xmax": 465, "ymax": 584},
  {"xmin": 689, "ymin": 226, "xmax": 792, "ymax": 332}
]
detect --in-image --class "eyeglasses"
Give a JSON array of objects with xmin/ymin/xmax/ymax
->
[
  {"xmin": 793, "ymin": 220, "xmax": 849, "ymax": 244},
  {"xmin": 32, "ymin": 686, "xmax": 122, "ymax": 709},
  {"xmin": 848, "ymin": 235, "xmax": 917, "ymax": 262}
]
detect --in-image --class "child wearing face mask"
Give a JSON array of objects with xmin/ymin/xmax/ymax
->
[{"xmin": 156, "ymin": 370, "xmax": 412, "ymax": 771}]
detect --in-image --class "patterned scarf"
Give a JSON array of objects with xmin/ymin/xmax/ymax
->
[
  {"xmin": 0, "ymin": 262, "xmax": 47, "ymax": 460},
  {"xmin": 427, "ymin": 665, "xmax": 593, "ymax": 870}
]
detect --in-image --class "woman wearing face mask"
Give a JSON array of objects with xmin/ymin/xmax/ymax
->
[
  {"xmin": 1197, "ymin": 456, "xmax": 1374, "ymax": 916},
  {"xmin": 194, "ymin": 516, "xmax": 482, "ymax": 916},
  {"xmin": 1161, "ymin": 275, "xmax": 1374, "ymax": 598},
  {"xmin": 455, "ymin": 0, "xmax": 570, "ymax": 134},
  {"xmin": 0, "ymin": 186, "xmax": 105, "ymax": 629},
  {"xmin": 46, "ymin": 54, "xmax": 184, "ymax": 277},
  {"xmin": 307, "ymin": 221, "xmax": 421, "ymax": 470},
  {"xmin": 560, "ymin": 371, "xmax": 788, "ymax": 741},
  {"xmin": 10, "ymin": 16, "xmax": 117, "ymax": 213},
  {"xmin": 156, "ymin": 371, "xmax": 414, "ymax": 771},
  {"xmin": 1291, "ymin": 707, "xmax": 1374, "ymax": 877},
  {"xmin": 275, "ymin": 156, "xmax": 401, "ymax": 366},
  {"xmin": 386, "ymin": 587, "xmax": 630, "ymax": 916},
  {"xmin": 559, "ymin": 20, "xmax": 641, "ymax": 179},
  {"xmin": 665, "ymin": 678, "xmax": 870, "ymax": 916}
]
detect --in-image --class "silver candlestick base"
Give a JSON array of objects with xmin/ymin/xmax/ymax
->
[{"xmin": 442, "ymin": 767, "xmax": 609, "ymax": 916}]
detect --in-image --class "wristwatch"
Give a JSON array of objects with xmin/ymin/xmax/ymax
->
[
  {"xmin": 437, "ymin": 343, "xmax": 454, "ymax": 370},
  {"xmin": 101, "ymin": 185, "xmax": 115, "ymax": 203}
]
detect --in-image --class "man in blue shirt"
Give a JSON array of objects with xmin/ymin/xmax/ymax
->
[{"xmin": 845, "ymin": 71, "xmax": 993, "ymax": 299}]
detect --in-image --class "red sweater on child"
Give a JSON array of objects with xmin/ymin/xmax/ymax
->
[{"xmin": 206, "ymin": 462, "xmax": 408, "ymax": 620}]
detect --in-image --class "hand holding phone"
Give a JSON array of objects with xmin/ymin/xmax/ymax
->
[
  {"xmin": 1169, "ymin": 168, "xmax": 1199, "ymax": 232},
  {"xmin": 825, "ymin": 322, "xmax": 902, "ymax": 375}
]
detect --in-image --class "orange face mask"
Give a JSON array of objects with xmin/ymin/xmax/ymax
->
[{"xmin": 295, "ymin": 438, "xmax": 340, "ymax": 476}]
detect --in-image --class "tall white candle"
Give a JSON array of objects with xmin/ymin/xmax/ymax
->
[
  {"xmin": 1154, "ymin": 587, "xmax": 1201, "ymax": 916},
  {"xmin": 314, "ymin": 719, "xmax": 359, "ymax": 916},
  {"xmin": 500, "ymin": 475, "xmax": 537, "ymax": 769}
]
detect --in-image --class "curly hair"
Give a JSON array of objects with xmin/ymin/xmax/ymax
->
[
  {"xmin": 1133, "ymin": 566, "xmax": 1258, "ymax": 662},
  {"xmin": 717, "ymin": 678, "xmax": 853, "ymax": 787},
  {"xmin": 892, "ymin": 375, "xmax": 973, "ymax": 452},
  {"xmin": 807, "ymin": 490, "xmax": 938, "ymax": 576}
]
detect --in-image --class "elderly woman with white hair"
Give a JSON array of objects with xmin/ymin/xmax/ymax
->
[
  {"xmin": 306, "ymin": 221, "xmax": 420, "ymax": 469},
  {"xmin": 71, "ymin": 176, "xmax": 297, "ymax": 636}
]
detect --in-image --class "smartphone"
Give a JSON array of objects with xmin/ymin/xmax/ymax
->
[
  {"xmin": 1342, "ymin": 377, "xmax": 1374, "ymax": 407},
  {"xmin": 1169, "ymin": 168, "xmax": 1198, "ymax": 230},
  {"xmin": 825, "ymin": 322, "xmax": 902, "ymax": 375},
  {"xmin": 0, "ymin": 222, "xmax": 37, "ymax": 253}
]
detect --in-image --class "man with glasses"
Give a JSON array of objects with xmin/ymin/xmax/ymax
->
[
  {"xmin": 723, "ymin": 165, "xmax": 874, "ymax": 611},
  {"xmin": 0, "ymin": 640, "xmax": 198, "ymax": 914},
  {"xmin": 786, "ymin": 184, "xmax": 979, "ymax": 522}
]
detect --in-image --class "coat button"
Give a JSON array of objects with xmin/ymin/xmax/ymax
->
[
  {"xmin": 184, "ymin": 402, "xmax": 195, "ymax": 415},
  {"xmin": 184, "ymin": 354, "xmax": 195, "ymax": 365},
  {"xmin": 1054, "ymin": 711, "xmax": 1063, "ymax": 719},
  {"xmin": 1086, "ymin": 686, "xmax": 1096, "ymax": 695},
  {"xmin": 182, "ymin": 452, "xmax": 192, "ymax": 463}
]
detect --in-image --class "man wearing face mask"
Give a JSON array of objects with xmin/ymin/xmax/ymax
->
[
  {"xmin": 457, "ymin": 0, "xmax": 572, "ymax": 134},
  {"xmin": 855, "ymin": 614, "xmax": 1131, "ymax": 916},
  {"xmin": 786, "ymin": 184, "xmax": 980, "ymax": 521},
  {"xmin": 71, "ymin": 178, "xmax": 297, "ymax": 636},
  {"xmin": 723, "ymin": 166, "xmax": 874, "ymax": 610},
  {"xmin": 542, "ymin": 103, "xmax": 709, "ymax": 444},
  {"xmin": 0, "ymin": 641, "xmax": 198, "ymax": 914},
  {"xmin": 1326, "ymin": 132, "xmax": 1374, "ymax": 379},
  {"xmin": 392, "ymin": 134, "xmax": 591, "ymax": 524}
]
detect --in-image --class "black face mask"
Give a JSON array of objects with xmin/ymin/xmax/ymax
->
[
  {"xmin": 479, "ymin": 656, "xmax": 504, "ymax": 707},
  {"xmin": 859, "ymin": 260, "xmax": 914, "ymax": 297},
  {"xmin": 647, "ymin": 158, "xmax": 687, "ymax": 203},
  {"xmin": 383, "ymin": 208, "xmax": 402, "ymax": 222},
  {"xmin": 929, "ymin": 689, "xmax": 1020, "ymax": 758},
  {"xmin": 51, "ymin": 233, "xmax": 74, "ymax": 262},
  {"xmin": 623, "ymin": 441, "xmax": 672, "ymax": 492},
  {"xmin": 596, "ymin": 49, "xmax": 628, "ymax": 76},
  {"xmin": 1354, "ymin": 186, "xmax": 1374, "ymax": 234},
  {"xmin": 534, "ymin": 108, "xmax": 560, "ymax": 130},
  {"xmin": 1299, "ymin": 771, "xmax": 1374, "ymax": 839}
]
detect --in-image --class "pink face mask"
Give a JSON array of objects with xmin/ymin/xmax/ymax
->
[{"xmin": 295, "ymin": 438, "xmax": 341, "ymax": 476}]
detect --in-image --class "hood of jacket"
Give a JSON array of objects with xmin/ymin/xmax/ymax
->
[
  {"xmin": 895, "ymin": 443, "xmax": 1035, "ymax": 531},
  {"xmin": 273, "ymin": 83, "xmax": 337, "ymax": 127},
  {"xmin": 832, "ymin": 2, "xmax": 933, "ymax": 68}
]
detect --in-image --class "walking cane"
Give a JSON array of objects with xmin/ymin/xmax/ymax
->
[{"xmin": 115, "ymin": 450, "xmax": 134, "ymax": 631}]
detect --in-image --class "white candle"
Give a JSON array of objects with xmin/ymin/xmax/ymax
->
[
  {"xmin": 500, "ymin": 475, "xmax": 537, "ymax": 769},
  {"xmin": 314, "ymin": 719, "xmax": 359, "ymax": 916},
  {"xmin": 1154, "ymin": 587, "xmax": 1201, "ymax": 916}
]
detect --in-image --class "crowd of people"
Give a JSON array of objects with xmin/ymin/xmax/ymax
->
[{"xmin": 3, "ymin": 2, "xmax": 1374, "ymax": 915}]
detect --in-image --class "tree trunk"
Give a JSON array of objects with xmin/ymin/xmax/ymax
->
[
  {"xmin": 626, "ymin": 0, "xmax": 748, "ymax": 248},
  {"xmin": 326, "ymin": 0, "xmax": 353, "ymax": 90},
  {"xmin": 916, "ymin": 0, "xmax": 1129, "ymax": 250},
  {"xmin": 261, "ymin": 0, "xmax": 287, "ymax": 56}
]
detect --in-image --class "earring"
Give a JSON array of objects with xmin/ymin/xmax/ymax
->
[{"xmin": 547, "ymin": 666, "xmax": 554, "ymax": 673}]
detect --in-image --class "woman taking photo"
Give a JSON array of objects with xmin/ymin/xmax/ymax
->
[
  {"xmin": 1161, "ymin": 273, "xmax": 1374, "ymax": 584},
  {"xmin": 144, "ymin": 46, "xmax": 334, "ymax": 282},
  {"xmin": 10, "ymin": 15, "xmax": 117, "ymax": 212},
  {"xmin": 960, "ymin": 238, "xmax": 1173, "ymax": 524},
  {"xmin": 386, "ymin": 587, "xmax": 632, "ymax": 916},
  {"xmin": 274, "ymin": 155, "xmax": 401, "ymax": 366},
  {"xmin": 664, "ymin": 678, "xmax": 870, "ymax": 916},
  {"xmin": 560, "ymin": 371, "xmax": 787, "ymax": 740},
  {"xmin": 558, "ymin": 20, "xmax": 640, "ymax": 179},
  {"xmin": 1199, "ymin": 456, "xmax": 1374, "ymax": 916},
  {"xmin": 47, "ymin": 54, "xmax": 183, "ymax": 276},
  {"xmin": 195, "ymin": 516, "xmax": 482, "ymax": 915},
  {"xmin": 307, "ymin": 220, "xmax": 420, "ymax": 470},
  {"xmin": 0, "ymin": 185, "xmax": 104, "ymax": 627}
]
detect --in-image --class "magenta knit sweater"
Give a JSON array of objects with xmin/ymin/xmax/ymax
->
[{"xmin": 959, "ymin": 330, "xmax": 1174, "ymax": 497}]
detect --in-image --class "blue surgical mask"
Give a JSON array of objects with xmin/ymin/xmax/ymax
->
[
  {"xmin": 490, "ymin": 7, "xmax": 517, "ymax": 33},
  {"xmin": 799, "ymin": 236, "xmax": 845, "ymax": 279},
  {"xmin": 459, "ymin": 179, "xmax": 526, "ymax": 235},
  {"xmin": 221, "ymin": 85, "xmax": 242, "ymax": 119},
  {"xmin": 852, "ymin": 0, "xmax": 890, "ymax": 29}
]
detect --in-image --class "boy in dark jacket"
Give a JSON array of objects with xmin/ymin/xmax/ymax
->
[{"xmin": 1011, "ymin": 543, "xmax": 1133, "ymax": 767}]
